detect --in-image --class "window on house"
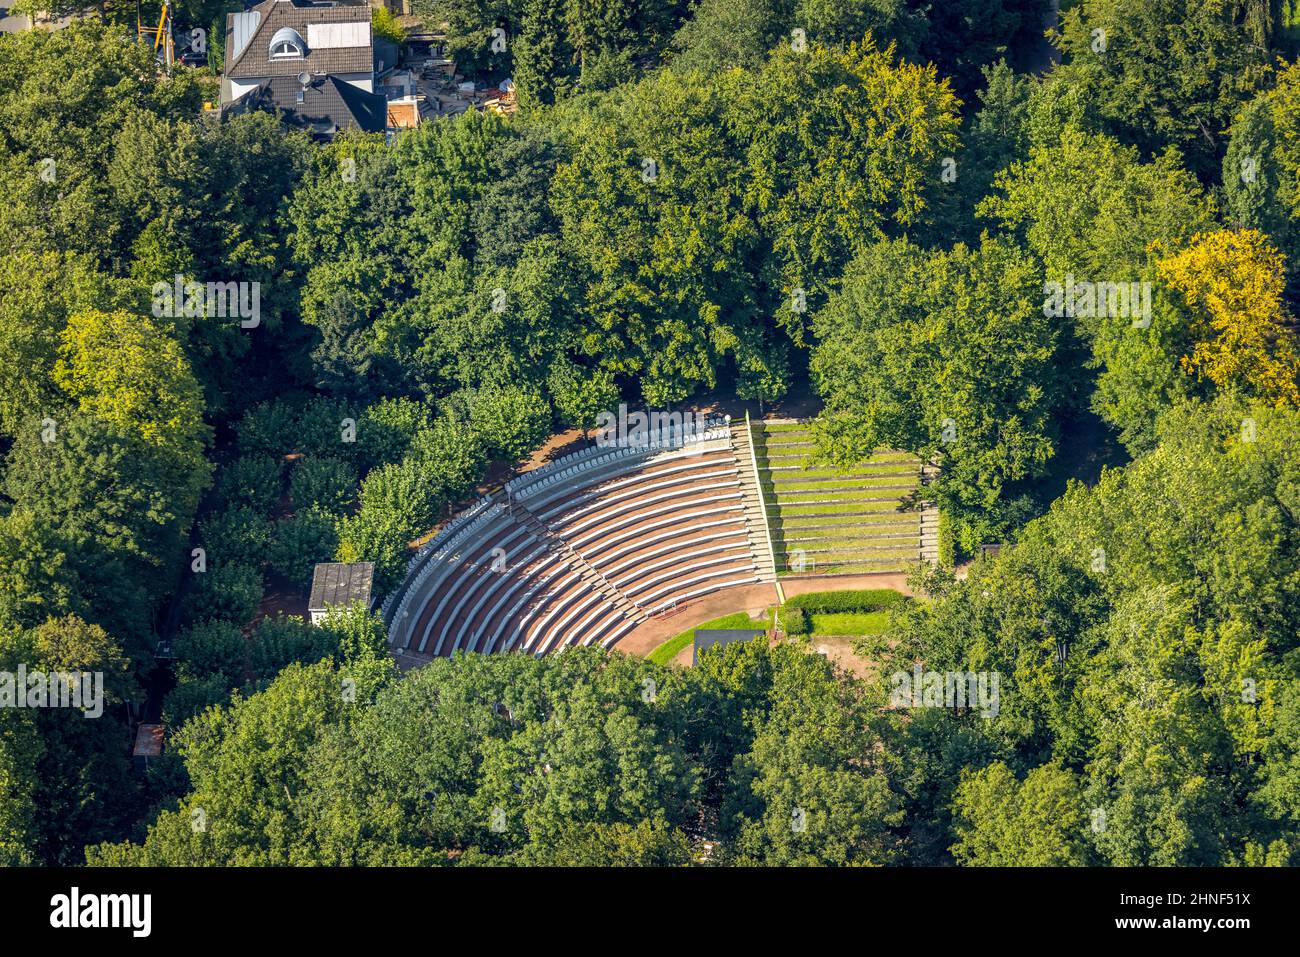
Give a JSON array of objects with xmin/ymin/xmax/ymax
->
[{"xmin": 269, "ymin": 28, "xmax": 307, "ymax": 58}]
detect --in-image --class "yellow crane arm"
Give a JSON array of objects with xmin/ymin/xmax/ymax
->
[{"xmin": 153, "ymin": 2, "xmax": 170, "ymax": 53}]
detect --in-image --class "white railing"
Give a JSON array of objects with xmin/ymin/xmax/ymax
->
[
  {"xmin": 745, "ymin": 409, "xmax": 780, "ymax": 588},
  {"xmin": 385, "ymin": 502, "xmax": 504, "ymax": 639},
  {"xmin": 381, "ymin": 493, "xmax": 497, "ymax": 624},
  {"xmin": 502, "ymin": 415, "xmax": 729, "ymax": 502}
]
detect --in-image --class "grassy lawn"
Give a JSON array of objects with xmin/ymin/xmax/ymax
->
[
  {"xmin": 646, "ymin": 611, "xmax": 770, "ymax": 665},
  {"xmin": 809, "ymin": 610, "xmax": 891, "ymax": 637},
  {"xmin": 778, "ymin": 561, "xmax": 906, "ymax": 576},
  {"xmin": 758, "ymin": 453, "xmax": 917, "ymax": 468},
  {"xmin": 772, "ymin": 502, "xmax": 915, "ymax": 518},
  {"xmin": 642, "ymin": 592, "xmax": 903, "ymax": 664},
  {"xmin": 770, "ymin": 491, "xmax": 910, "ymax": 507},
  {"xmin": 776, "ymin": 545, "xmax": 913, "ymax": 562},
  {"xmin": 766, "ymin": 474, "xmax": 917, "ymax": 492}
]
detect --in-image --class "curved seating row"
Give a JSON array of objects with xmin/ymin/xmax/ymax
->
[{"xmin": 387, "ymin": 435, "xmax": 763, "ymax": 658}]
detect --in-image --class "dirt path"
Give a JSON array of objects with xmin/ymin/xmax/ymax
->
[
  {"xmin": 611, "ymin": 570, "xmax": 921, "ymax": 660},
  {"xmin": 612, "ymin": 582, "xmax": 781, "ymax": 657},
  {"xmin": 780, "ymin": 572, "xmax": 916, "ymax": 599}
]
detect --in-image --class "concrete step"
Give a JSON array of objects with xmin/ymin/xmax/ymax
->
[
  {"xmin": 508, "ymin": 500, "xmax": 648, "ymax": 623},
  {"xmin": 733, "ymin": 421, "xmax": 777, "ymax": 582}
]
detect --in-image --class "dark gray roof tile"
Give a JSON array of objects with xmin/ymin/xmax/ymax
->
[{"xmin": 226, "ymin": 0, "xmax": 376, "ymax": 80}]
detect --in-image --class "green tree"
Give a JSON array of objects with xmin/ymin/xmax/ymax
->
[
  {"xmin": 214, "ymin": 455, "xmax": 284, "ymax": 517},
  {"xmin": 52, "ymin": 308, "xmax": 211, "ymax": 521},
  {"xmin": 186, "ymin": 563, "xmax": 263, "ymax": 627},
  {"xmin": 810, "ymin": 236, "xmax": 1061, "ymax": 553},
  {"xmin": 951, "ymin": 761, "xmax": 1090, "ymax": 865},
  {"xmin": 289, "ymin": 457, "xmax": 358, "ymax": 516},
  {"xmin": 469, "ymin": 383, "xmax": 553, "ymax": 465},
  {"xmin": 548, "ymin": 359, "xmax": 620, "ymax": 435},
  {"xmin": 269, "ymin": 509, "xmax": 341, "ymax": 591},
  {"xmin": 198, "ymin": 506, "xmax": 272, "ymax": 570},
  {"xmin": 0, "ymin": 615, "xmax": 138, "ymax": 865},
  {"xmin": 726, "ymin": 37, "xmax": 961, "ymax": 344},
  {"xmin": 173, "ymin": 620, "xmax": 247, "ymax": 682},
  {"xmin": 1051, "ymin": 0, "xmax": 1273, "ymax": 177},
  {"xmin": 730, "ymin": 644, "xmax": 903, "ymax": 865}
]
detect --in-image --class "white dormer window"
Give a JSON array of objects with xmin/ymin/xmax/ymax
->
[{"xmin": 269, "ymin": 27, "xmax": 307, "ymax": 59}]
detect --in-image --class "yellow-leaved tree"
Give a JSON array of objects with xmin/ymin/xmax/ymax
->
[
  {"xmin": 53, "ymin": 308, "xmax": 210, "ymax": 459},
  {"xmin": 1157, "ymin": 229, "xmax": 1300, "ymax": 407},
  {"xmin": 52, "ymin": 308, "xmax": 212, "ymax": 528}
]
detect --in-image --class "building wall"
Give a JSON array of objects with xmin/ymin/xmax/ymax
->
[
  {"xmin": 334, "ymin": 71, "xmax": 374, "ymax": 92},
  {"xmin": 229, "ymin": 78, "xmax": 262, "ymax": 101}
]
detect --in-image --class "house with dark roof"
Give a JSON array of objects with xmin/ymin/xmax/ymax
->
[{"xmin": 221, "ymin": 0, "xmax": 403, "ymax": 138}]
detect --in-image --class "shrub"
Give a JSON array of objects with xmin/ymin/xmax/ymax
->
[
  {"xmin": 289, "ymin": 456, "xmax": 357, "ymax": 515},
  {"xmin": 410, "ymin": 415, "xmax": 487, "ymax": 501},
  {"xmin": 161, "ymin": 673, "xmax": 233, "ymax": 727},
  {"xmin": 236, "ymin": 399, "xmax": 302, "ymax": 457},
  {"xmin": 318, "ymin": 601, "xmax": 389, "ymax": 661},
  {"xmin": 336, "ymin": 509, "xmax": 414, "ymax": 595},
  {"xmin": 358, "ymin": 458, "xmax": 443, "ymax": 535},
  {"xmin": 548, "ymin": 360, "xmax": 620, "ymax": 435},
  {"xmin": 248, "ymin": 614, "xmax": 336, "ymax": 682},
  {"xmin": 357, "ymin": 397, "xmax": 432, "ymax": 473},
  {"xmin": 198, "ymin": 505, "xmax": 271, "ymax": 569},
  {"xmin": 783, "ymin": 589, "xmax": 907, "ymax": 613},
  {"xmin": 269, "ymin": 508, "xmax": 340, "ymax": 590},
  {"xmin": 214, "ymin": 455, "xmax": 284, "ymax": 516},
  {"xmin": 295, "ymin": 396, "xmax": 363, "ymax": 459},
  {"xmin": 468, "ymin": 384, "xmax": 552, "ymax": 466},
  {"xmin": 371, "ymin": 5, "xmax": 406, "ymax": 44},
  {"xmin": 186, "ymin": 562, "xmax": 263, "ymax": 626},
  {"xmin": 781, "ymin": 607, "xmax": 810, "ymax": 635},
  {"xmin": 937, "ymin": 508, "xmax": 956, "ymax": 568},
  {"xmin": 172, "ymin": 620, "xmax": 245, "ymax": 679}
]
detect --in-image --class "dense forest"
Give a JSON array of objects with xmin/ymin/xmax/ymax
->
[{"xmin": 2, "ymin": 0, "xmax": 1300, "ymax": 866}]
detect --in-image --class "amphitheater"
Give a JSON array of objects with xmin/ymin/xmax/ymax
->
[{"xmin": 383, "ymin": 414, "xmax": 939, "ymax": 663}]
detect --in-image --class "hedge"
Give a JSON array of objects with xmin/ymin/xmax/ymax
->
[
  {"xmin": 781, "ymin": 607, "xmax": 810, "ymax": 635},
  {"xmin": 782, "ymin": 589, "xmax": 906, "ymax": 614},
  {"xmin": 937, "ymin": 508, "xmax": 956, "ymax": 569}
]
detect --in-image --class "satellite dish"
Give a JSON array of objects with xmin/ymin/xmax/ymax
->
[{"xmin": 297, "ymin": 71, "xmax": 312, "ymax": 86}]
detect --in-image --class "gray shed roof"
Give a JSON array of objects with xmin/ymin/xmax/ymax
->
[
  {"xmin": 693, "ymin": 629, "xmax": 765, "ymax": 665},
  {"xmin": 309, "ymin": 562, "xmax": 375, "ymax": 612}
]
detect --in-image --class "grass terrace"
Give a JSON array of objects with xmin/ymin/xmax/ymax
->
[{"xmin": 753, "ymin": 421, "xmax": 924, "ymax": 575}]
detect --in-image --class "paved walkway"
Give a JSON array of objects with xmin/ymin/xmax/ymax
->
[
  {"xmin": 780, "ymin": 572, "xmax": 915, "ymax": 599},
  {"xmin": 610, "ymin": 570, "xmax": 922, "ymax": 662},
  {"xmin": 611, "ymin": 581, "xmax": 781, "ymax": 658}
]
